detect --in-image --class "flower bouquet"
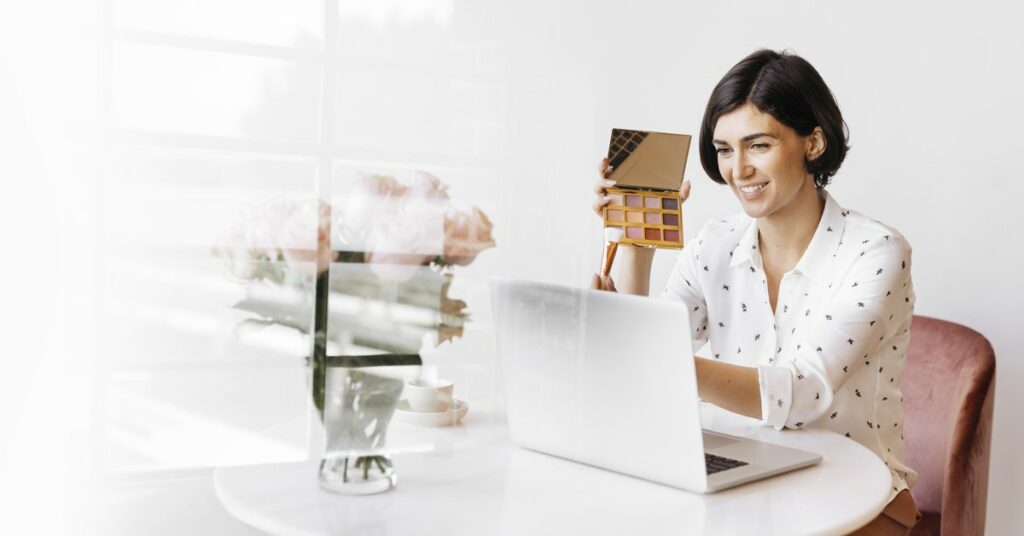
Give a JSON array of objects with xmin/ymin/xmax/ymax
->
[{"xmin": 212, "ymin": 171, "xmax": 495, "ymax": 494}]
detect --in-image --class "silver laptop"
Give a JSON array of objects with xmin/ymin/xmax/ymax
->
[{"xmin": 490, "ymin": 277, "xmax": 821, "ymax": 493}]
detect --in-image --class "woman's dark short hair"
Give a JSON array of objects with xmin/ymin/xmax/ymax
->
[{"xmin": 698, "ymin": 49, "xmax": 849, "ymax": 189}]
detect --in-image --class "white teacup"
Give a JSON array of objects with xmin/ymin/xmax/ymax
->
[{"xmin": 404, "ymin": 379, "xmax": 454, "ymax": 413}]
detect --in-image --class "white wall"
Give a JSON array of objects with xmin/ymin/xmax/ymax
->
[{"xmin": 3, "ymin": 0, "xmax": 1022, "ymax": 533}]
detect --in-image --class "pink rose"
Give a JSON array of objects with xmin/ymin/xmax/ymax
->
[
  {"xmin": 442, "ymin": 205, "xmax": 496, "ymax": 266},
  {"xmin": 353, "ymin": 173, "xmax": 409, "ymax": 198},
  {"xmin": 364, "ymin": 205, "xmax": 444, "ymax": 280},
  {"xmin": 213, "ymin": 197, "xmax": 335, "ymax": 281},
  {"xmin": 343, "ymin": 174, "xmax": 408, "ymax": 234},
  {"xmin": 403, "ymin": 171, "xmax": 450, "ymax": 205},
  {"xmin": 339, "ymin": 172, "xmax": 452, "ymax": 268},
  {"xmin": 276, "ymin": 199, "xmax": 334, "ymax": 276},
  {"xmin": 365, "ymin": 215, "xmax": 440, "ymax": 266}
]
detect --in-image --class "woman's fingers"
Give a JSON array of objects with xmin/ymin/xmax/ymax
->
[
  {"xmin": 593, "ymin": 178, "xmax": 615, "ymax": 195},
  {"xmin": 599, "ymin": 157, "xmax": 614, "ymax": 178},
  {"xmin": 593, "ymin": 157, "xmax": 616, "ymax": 217},
  {"xmin": 679, "ymin": 180, "xmax": 692, "ymax": 204},
  {"xmin": 592, "ymin": 273, "xmax": 618, "ymax": 292}
]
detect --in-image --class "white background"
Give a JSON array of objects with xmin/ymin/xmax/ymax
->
[{"xmin": 1, "ymin": 0, "xmax": 1022, "ymax": 534}]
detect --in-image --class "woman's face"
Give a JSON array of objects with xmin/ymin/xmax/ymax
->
[{"xmin": 712, "ymin": 103, "xmax": 823, "ymax": 220}]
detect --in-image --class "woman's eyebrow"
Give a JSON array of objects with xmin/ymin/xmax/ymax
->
[{"xmin": 713, "ymin": 132, "xmax": 779, "ymax": 145}]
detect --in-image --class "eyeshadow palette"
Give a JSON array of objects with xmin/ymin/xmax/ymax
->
[
  {"xmin": 603, "ymin": 187, "xmax": 683, "ymax": 248},
  {"xmin": 602, "ymin": 128, "xmax": 692, "ymax": 249}
]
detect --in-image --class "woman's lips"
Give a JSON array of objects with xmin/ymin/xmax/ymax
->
[{"xmin": 738, "ymin": 181, "xmax": 768, "ymax": 199}]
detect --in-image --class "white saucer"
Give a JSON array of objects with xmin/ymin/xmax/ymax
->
[{"xmin": 395, "ymin": 399, "xmax": 469, "ymax": 427}]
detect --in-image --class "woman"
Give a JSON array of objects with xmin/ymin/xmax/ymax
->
[{"xmin": 592, "ymin": 49, "xmax": 920, "ymax": 535}]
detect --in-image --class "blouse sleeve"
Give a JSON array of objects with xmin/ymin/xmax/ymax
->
[
  {"xmin": 659, "ymin": 223, "xmax": 711, "ymax": 348},
  {"xmin": 758, "ymin": 234, "xmax": 914, "ymax": 430}
]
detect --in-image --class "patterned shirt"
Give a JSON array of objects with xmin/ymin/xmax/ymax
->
[{"xmin": 660, "ymin": 189, "xmax": 917, "ymax": 499}]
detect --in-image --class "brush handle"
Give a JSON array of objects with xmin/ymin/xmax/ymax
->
[{"xmin": 600, "ymin": 241, "xmax": 619, "ymax": 277}]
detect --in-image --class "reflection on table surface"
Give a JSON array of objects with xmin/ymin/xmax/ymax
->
[{"xmin": 214, "ymin": 403, "xmax": 892, "ymax": 536}]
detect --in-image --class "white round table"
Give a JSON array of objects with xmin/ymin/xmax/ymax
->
[{"xmin": 214, "ymin": 403, "xmax": 891, "ymax": 536}]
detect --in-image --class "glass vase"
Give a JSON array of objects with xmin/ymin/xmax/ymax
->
[{"xmin": 314, "ymin": 355, "xmax": 420, "ymax": 495}]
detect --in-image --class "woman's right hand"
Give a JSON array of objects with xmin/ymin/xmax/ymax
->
[
  {"xmin": 592, "ymin": 157, "xmax": 618, "ymax": 217},
  {"xmin": 590, "ymin": 156, "xmax": 690, "ymax": 296}
]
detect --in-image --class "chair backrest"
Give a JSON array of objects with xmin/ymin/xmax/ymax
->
[{"xmin": 901, "ymin": 315, "xmax": 996, "ymax": 535}]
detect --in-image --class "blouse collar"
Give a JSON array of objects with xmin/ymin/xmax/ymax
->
[{"xmin": 729, "ymin": 189, "xmax": 847, "ymax": 283}]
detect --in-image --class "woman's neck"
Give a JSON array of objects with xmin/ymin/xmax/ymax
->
[{"xmin": 756, "ymin": 181, "xmax": 826, "ymax": 269}]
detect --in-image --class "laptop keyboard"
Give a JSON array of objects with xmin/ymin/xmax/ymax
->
[{"xmin": 705, "ymin": 453, "xmax": 749, "ymax": 475}]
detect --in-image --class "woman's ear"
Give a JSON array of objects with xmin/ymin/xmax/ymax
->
[{"xmin": 807, "ymin": 127, "xmax": 826, "ymax": 161}]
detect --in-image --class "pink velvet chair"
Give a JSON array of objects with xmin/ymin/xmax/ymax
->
[{"xmin": 901, "ymin": 315, "xmax": 996, "ymax": 535}]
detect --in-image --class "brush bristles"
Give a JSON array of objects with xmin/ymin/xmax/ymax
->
[{"xmin": 604, "ymin": 227, "xmax": 624, "ymax": 244}]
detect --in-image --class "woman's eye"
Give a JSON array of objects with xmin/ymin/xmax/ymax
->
[
  {"xmin": 716, "ymin": 147, "xmax": 732, "ymax": 155},
  {"xmin": 751, "ymin": 143, "xmax": 769, "ymax": 150}
]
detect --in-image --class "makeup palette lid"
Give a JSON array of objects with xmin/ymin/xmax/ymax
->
[{"xmin": 606, "ymin": 128, "xmax": 692, "ymax": 191}]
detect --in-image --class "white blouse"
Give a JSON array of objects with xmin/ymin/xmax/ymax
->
[{"xmin": 660, "ymin": 189, "xmax": 917, "ymax": 499}]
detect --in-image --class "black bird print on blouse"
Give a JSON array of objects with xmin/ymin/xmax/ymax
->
[{"xmin": 657, "ymin": 190, "xmax": 918, "ymax": 499}]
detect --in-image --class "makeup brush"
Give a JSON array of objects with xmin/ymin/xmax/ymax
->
[{"xmin": 601, "ymin": 227, "xmax": 624, "ymax": 277}]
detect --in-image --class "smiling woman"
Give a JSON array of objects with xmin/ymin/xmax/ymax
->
[
  {"xmin": 710, "ymin": 104, "xmax": 826, "ymax": 222},
  {"xmin": 591, "ymin": 49, "xmax": 922, "ymax": 535},
  {"xmin": 699, "ymin": 50, "xmax": 849, "ymax": 191}
]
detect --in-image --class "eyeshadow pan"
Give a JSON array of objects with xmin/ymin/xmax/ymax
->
[{"xmin": 607, "ymin": 186, "xmax": 684, "ymax": 248}]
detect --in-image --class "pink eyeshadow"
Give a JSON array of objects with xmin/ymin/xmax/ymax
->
[
  {"xmin": 625, "ymin": 227, "xmax": 642, "ymax": 239},
  {"xmin": 626, "ymin": 211, "xmax": 643, "ymax": 223},
  {"xmin": 644, "ymin": 196, "xmax": 661, "ymax": 209},
  {"xmin": 645, "ymin": 228, "xmax": 661, "ymax": 241},
  {"xmin": 663, "ymin": 213, "xmax": 679, "ymax": 226},
  {"xmin": 645, "ymin": 212, "xmax": 661, "ymax": 225},
  {"xmin": 625, "ymin": 195, "xmax": 642, "ymax": 207},
  {"xmin": 606, "ymin": 209, "xmax": 624, "ymax": 222},
  {"xmin": 664, "ymin": 230, "xmax": 680, "ymax": 243}
]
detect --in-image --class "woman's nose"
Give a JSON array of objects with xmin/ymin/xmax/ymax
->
[{"xmin": 732, "ymin": 153, "xmax": 754, "ymax": 181}]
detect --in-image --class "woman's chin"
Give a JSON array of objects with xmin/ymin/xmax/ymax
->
[{"xmin": 736, "ymin": 197, "xmax": 770, "ymax": 219}]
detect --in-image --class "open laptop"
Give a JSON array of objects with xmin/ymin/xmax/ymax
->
[{"xmin": 490, "ymin": 277, "xmax": 821, "ymax": 493}]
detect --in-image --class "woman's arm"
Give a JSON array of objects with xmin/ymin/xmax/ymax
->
[
  {"xmin": 758, "ymin": 235, "xmax": 914, "ymax": 430},
  {"xmin": 611, "ymin": 245, "xmax": 655, "ymax": 296},
  {"xmin": 694, "ymin": 357, "xmax": 762, "ymax": 420},
  {"xmin": 591, "ymin": 158, "xmax": 690, "ymax": 296}
]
